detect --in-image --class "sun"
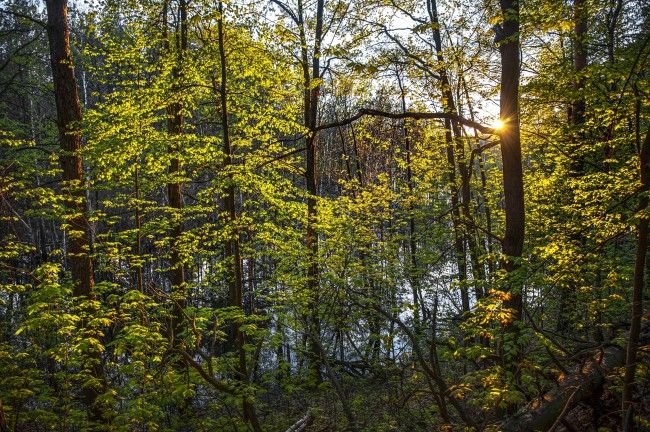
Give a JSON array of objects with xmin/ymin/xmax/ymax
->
[{"xmin": 492, "ymin": 119, "xmax": 505, "ymax": 130}]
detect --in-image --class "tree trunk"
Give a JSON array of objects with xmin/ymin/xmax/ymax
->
[
  {"xmin": 460, "ymin": 72, "xmax": 496, "ymax": 279},
  {"xmin": 297, "ymin": 0, "xmax": 325, "ymax": 384},
  {"xmin": 163, "ymin": 0, "xmax": 187, "ymax": 346},
  {"xmin": 45, "ymin": 0, "xmax": 106, "ymax": 421},
  {"xmin": 133, "ymin": 165, "xmax": 144, "ymax": 293},
  {"xmin": 558, "ymin": 0, "xmax": 588, "ymax": 333},
  {"xmin": 501, "ymin": 344, "xmax": 625, "ymax": 431},
  {"xmin": 216, "ymin": 5, "xmax": 262, "ymax": 430},
  {"xmin": 497, "ymin": 0, "xmax": 524, "ymax": 315},
  {"xmin": 45, "ymin": 0, "xmax": 94, "ymax": 299},
  {"xmin": 397, "ymin": 70, "xmax": 423, "ymax": 327},
  {"xmin": 428, "ymin": 0, "xmax": 482, "ymax": 310},
  {"xmin": 622, "ymin": 127, "xmax": 650, "ymax": 428}
]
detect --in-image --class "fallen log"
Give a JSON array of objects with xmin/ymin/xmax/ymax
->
[
  {"xmin": 500, "ymin": 344, "xmax": 624, "ymax": 431},
  {"xmin": 501, "ymin": 312, "xmax": 650, "ymax": 432},
  {"xmin": 284, "ymin": 411, "xmax": 314, "ymax": 432}
]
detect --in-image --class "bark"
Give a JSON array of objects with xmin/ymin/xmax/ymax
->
[
  {"xmin": 427, "ymin": 0, "xmax": 470, "ymax": 311},
  {"xmin": 622, "ymin": 127, "xmax": 650, "ymax": 425},
  {"xmin": 478, "ymin": 150, "xmax": 495, "ymax": 277},
  {"xmin": 216, "ymin": 4, "xmax": 262, "ymax": 431},
  {"xmin": 45, "ymin": 0, "xmax": 94, "ymax": 299},
  {"xmin": 316, "ymin": 109, "xmax": 494, "ymax": 134},
  {"xmin": 502, "ymin": 309, "xmax": 650, "ymax": 431},
  {"xmin": 397, "ymin": 70, "xmax": 422, "ymax": 326},
  {"xmin": 337, "ymin": 123, "xmax": 354, "ymax": 182},
  {"xmin": 45, "ymin": 0, "xmax": 103, "ymax": 419},
  {"xmin": 216, "ymin": 0, "xmax": 242, "ymax": 356},
  {"xmin": 496, "ymin": 0, "xmax": 524, "ymax": 320},
  {"xmin": 308, "ymin": 0, "xmax": 325, "ymax": 380},
  {"xmin": 446, "ymin": 120, "xmax": 470, "ymax": 312},
  {"xmin": 163, "ymin": 0, "xmax": 187, "ymax": 346},
  {"xmin": 501, "ymin": 344, "xmax": 625, "ymax": 431},
  {"xmin": 296, "ymin": 0, "xmax": 325, "ymax": 383},
  {"xmin": 457, "ymin": 131, "xmax": 487, "ymax": 301},
  {"xmin": 558, "ymin": 0, "xmax": 589, "ymax": 333},
  {"xmin": 284, "ymin": 411, "xmax": 314, "ymax": 432}
]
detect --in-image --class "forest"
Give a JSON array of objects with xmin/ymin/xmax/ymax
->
[{"xmin": 0, "ymin": 0, "xmax": 649, "ymax": 430}]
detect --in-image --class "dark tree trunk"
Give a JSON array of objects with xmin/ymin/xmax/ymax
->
[
  {"xmin": 297, "ymin": 0, "xmax": 325, "ymax": 384},
  {"xmin": 501, "ymin": 344, "xmax": 626, "ymax": 431},
  {"xmin": 397, "ymin": 70, "xmax": 422, "ymax": 327},
  {"xmin": 216, "ymin": 4, "xmax": 262, "ymax": 430},
  {"xmin": 45, "ymin": 0, "xmax": 94, "ymax": 299},
  {"xmin": 622, "ymin": 127, "xmax": 650, "ymax": 428},
  {"xmin": 45, "ymin": 0, "xmax": 104, "ymax": 420},
  {"xmin": 496, "ymin": 0, "xmax": 525, "ymax": 372},
  {"xmin": 428, "ymin": 0, "xmax": 485, "ymax": 309},
  {"xmin": 497, "ymin": 0, "xmax": 524, "ymax": 292},
  {"xmin": 571, "ymin": 0, "xmax": 587, "ymax": 127},
  {"xmin": 163, "ymin": 0, "xmax": 187, "ymax": 345}
]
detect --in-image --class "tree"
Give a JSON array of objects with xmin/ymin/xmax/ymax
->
[
  {"xmin": 44, "ymin": 0, "xmax": 106, "ymax": 421},
  {"xmin": 495, "ymin": 0, "xmax": 525, "ymax": 372}
]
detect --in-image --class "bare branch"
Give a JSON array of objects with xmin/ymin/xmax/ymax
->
[
  {"xmin": 0, "ymin": 8, "xmax": 46, "ymax": 28},
  {"xmin": 316, "ymin": 108, "xmax": 497, "ymax": 135},
  {"xmin": 269, "ymin": 0, "xmax": 299, "ymax": 26},
  {"xmin": 173, "ymin": 349, "xmax": 238, "ymax": 395},
  {"xmin": 255, "ymin": 145, "xmax": 306, "ymax": 169}
]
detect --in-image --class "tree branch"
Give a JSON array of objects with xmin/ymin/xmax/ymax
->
[
  {"xmin": 269, "ymin": 0, "xmax": 299, "ymax": 26},
  {"xmin": 173, "ymin": 348, "xmax": 238, "ymax": 395},
  {"xmin": 316, "ymin": 108, "xmax": 497, "ymax": 135},
  {"xmin": 0, "ymin": 8, "xmax": 46, "ymax": 28}
]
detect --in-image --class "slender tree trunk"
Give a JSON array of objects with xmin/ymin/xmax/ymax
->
[
  {"xmin": 460, "ymin": 72, "xmax": 496, "ymax": 279},
  {"xmin": 459, "ymin": 142, "xmax": 487, "ymax": 300},
  {"xmin": 445, "ymin": 127, "xmax": 468, "ymax": 312},
  {"xmin": 276, "ymin": 316, "xmax": 287, "ymax": 379},
  {"xmin": 163, "ymin": 0, "xmax": 187, "ymax": 346},
  {"xmin": 428, "ymin": 0, "xmax": 483, "ymax": 310},
  {"xmin": 337, "ymin": 123, "xmax": 354, "ymax": 182},
  {"xmin": 558, "ymin": 0, "xmax": 588, "ymax": 333},
  {"xmin": 133, "ymin": 165, "xmax": 144, "ymax": 293},
  {"xmin": 337, "ymin": 102, "xmax": 382, "ymax": 364},
  {"xmin": 298, "ymin": 0, "xmax": 325, "ymax": 384},
  {"xmin": 350, "ymin": 123, "xmax": 364, "ymax": 185},
  {"xmin": 397, "ymin": 71, "xmax": 423, "ymax": 327},
  {"xmin": 622, "ymin": 127, "xmax": 650, "ymax": 429},
  {"xmin": 216, "ymin": 5, "xmax": 262, "ymax": 430}
]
